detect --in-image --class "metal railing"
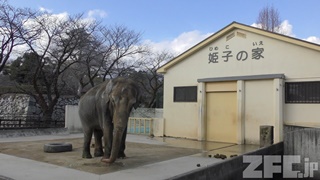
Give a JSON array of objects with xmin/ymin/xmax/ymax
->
[
  {"xmin": 0, "ymin": 116, "xmax": 65, "ymax": 130},
  {"xmin": 128, "ymin": 117, "xmax": 153, "ymax": 135}
]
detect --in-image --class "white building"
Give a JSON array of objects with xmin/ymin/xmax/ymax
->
[{"xmin": 157, "ymin": 22, "xmax": 320, "ymax": 145}]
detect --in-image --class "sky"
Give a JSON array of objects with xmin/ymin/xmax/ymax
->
[{"xmin": 7, "ymin": 0, "xmax": 320, "ymax": 55}]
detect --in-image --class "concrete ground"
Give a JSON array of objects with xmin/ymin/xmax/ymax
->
[{"xmin": 0, "ymin": 133, "xmax": 259, "ymax": 180}]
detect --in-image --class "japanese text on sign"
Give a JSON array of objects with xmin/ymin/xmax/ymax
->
[{"xmin": 208, "ymin": 41, "xmax": 265, "ymax": 63}]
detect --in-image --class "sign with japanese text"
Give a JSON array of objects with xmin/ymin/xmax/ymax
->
[{"xmin": 208, "ymin": 41, "xmax": 265, "ymax": 64}]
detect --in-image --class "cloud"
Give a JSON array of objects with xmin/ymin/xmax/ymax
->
[
  {"xmin": 144, "ymin": 30, "xmax": 212, "ymax": 55},
  {"xmin": 277, "ymin": 20, "xmax": 295, "ymax": 37},
  {"xmin": 12, "ymin": 12, "xmax": 71, "ymax": 59},
  {"xmin": 146, "ymin": 20, "xmax": 320, "ymax": 58},
  {"xmin": 251, "ymin": 23, "xmax": 262, "ymax": 29},
  {"xmin": 304, "ymin": 36, "xmax": 320, "ymax": 44},
  {"xmin": 252, "ymin": 20, "xmax": 295, "ymax": 37},
  {"xmin": 10, "ymin": 11, "xmax": 109, "ymax": 61},
  {"xmin": 252, "ymin": 20, "xmax": 320, "ymax": 45},
  {"xmin": 87, "ymin": 9, "xmax": 107, "ymax": 19},
  {"xmin": 39, "ymin": 7, "xmax": 53, "ymax": 13}
]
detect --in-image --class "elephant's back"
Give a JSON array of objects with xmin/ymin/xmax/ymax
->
[{"xmin": 79, "ymin": 82, "xmax": 107, "ymax": 106}]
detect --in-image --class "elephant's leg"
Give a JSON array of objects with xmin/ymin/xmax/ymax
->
[
  {"xmin": 118, "ymin": 126, "xmax": 127, "ymax": 158},
  {"xmin": 93, "ymin": 129, "xmax": 104, "ymax": 157},
  {"xmin": 82, "ymin": 127, "xmax": 93, "ymax": 158},
  {"xmin": 103, "ymin": 123, "xmax": 113, "ymax": 159}
]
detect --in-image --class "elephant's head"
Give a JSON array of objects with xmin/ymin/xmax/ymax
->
[{"xmin": 102, "ymin": 77, "xmax": 140, "ymax": 163}]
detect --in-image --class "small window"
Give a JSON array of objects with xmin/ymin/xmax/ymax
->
[
  {"xmin": 285, "ymin": 81, "xmax": 320, "ymax": 103},
  {"xmin": 174, "ymin": 86, "xmax": 197, "ymax": 102}
]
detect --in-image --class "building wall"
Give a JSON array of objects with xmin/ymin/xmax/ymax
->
[
  {"xmin": 163, "ymin": 68, "xmax": 200, "ymax": 138},
  {"xmin": 284, "ymin": 102, "xmax": 320, "ymax": 127},
  {"xmin": 244, "ymin": 80, "xmax": 274, "ymax": 144},
  {"xmin": 162, "ymin": 29, "xmax": 320, "ymax": 141},
  {"xmin": 165, "ymin": 30, "xmax": 320, "ymax": 80}
]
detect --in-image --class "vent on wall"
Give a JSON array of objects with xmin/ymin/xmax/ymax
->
[
  {"xmin": 226, "ymin": 31, "xmax": 247, "ymax": 41},
  {"xmin": 226, "ymin": 32, "xmax": 235, "ymax": 41},
  {"xmin": 237, "ymin": 31, "xmax": 246, "ymax": 38}
]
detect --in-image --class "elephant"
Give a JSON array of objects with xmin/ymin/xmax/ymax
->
[{"xmin": 78, "ymin": 77, "xmax": 140, "ymax": 163}]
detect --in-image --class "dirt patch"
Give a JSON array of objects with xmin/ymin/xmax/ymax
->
[{"xmin": 0, "ymin": 138, "xmax": 200, "ymax": 175}]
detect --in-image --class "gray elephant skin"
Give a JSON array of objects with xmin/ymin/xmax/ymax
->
[{"xmin": 78, "ymin": 77, "xmax": 140, "ymax": 163}]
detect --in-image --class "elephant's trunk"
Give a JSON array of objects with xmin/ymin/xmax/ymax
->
[
  {"xmin": 101, "ymin": 96, "xmax": 133, "ymax": 164},
  {"xmin": 101, "ymin": 126, "xmax": 125, "ymax": 163}
]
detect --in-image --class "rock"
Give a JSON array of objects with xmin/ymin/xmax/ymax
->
[
  {"xmin": 213, "ymin": 154, "xmax": 220, "ymax": 158},
  {"xmin": 220, "ymin": 154, "xmax": 227, "ymax": 159},
  {"xmin": 213, "ymin": 153, "xmax": 227, "ymax": 159}
]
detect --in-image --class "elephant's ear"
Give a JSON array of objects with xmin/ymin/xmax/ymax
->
[
  {"xmin": 133, "ymin": 86, "xmax": 140, "ymax": 109},
  {"xmin": 105, "ymin": 79, "xmax": 114, "ymax": 104}
]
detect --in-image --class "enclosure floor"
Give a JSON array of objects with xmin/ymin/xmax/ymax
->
[{"xmin": 0, "ymin": 133, "xmax": 259, "ymax": 179}]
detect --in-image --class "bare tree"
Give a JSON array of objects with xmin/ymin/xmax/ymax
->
[
  {"xmin": 256, "ymin": 5, "xmax": 281, "ymax": 33},
  {"xmin": 0, "ymin": 0, "xmax": 35, "ymax": 72},
  {"xmin": 65, "ymin": 27, "xmax": 105, "ymax": 96},
  {"xmin": 133, "ymin": 51, "xmax": 173, "ymax": 108},
  {"xmin": 99, "ymin": 25, "xmax": 148, "ymax": 81},
  {"xmin": 19, "ymin": 12, "xmax": 97, "ymax": 124},
  {"xmin": 71, "ymin": 24, "xmax": 148, "ymax": 96},
  {"xmin": 68, "ymin": 26, "xmax": 148, "ymax": 96}
]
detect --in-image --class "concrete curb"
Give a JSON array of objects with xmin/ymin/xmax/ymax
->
[{"xmin": 0, "ymin": 128, "xmax": 69, "ymax": 138}]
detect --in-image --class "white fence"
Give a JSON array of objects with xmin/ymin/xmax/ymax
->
[
  {"xmin": 65, "ymin": 105, "xmax": 164, "ymax": 136},
  {"xmin": 127, "ymin": 117, "xmax": 164, "ymax": 136}
]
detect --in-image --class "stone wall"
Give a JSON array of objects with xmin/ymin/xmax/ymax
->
[
  {"xmin": 0, "ymin": 93, "xmax": 79, "ymax": 120},
  {"xmin": 0, "ymin": 94, "xmax": 30, "ymax": 118}
]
